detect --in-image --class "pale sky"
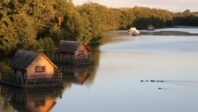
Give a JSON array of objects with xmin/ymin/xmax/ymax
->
[{"xmin": 73, "ymin": 0, "xmax": 198, "ymax": 12}]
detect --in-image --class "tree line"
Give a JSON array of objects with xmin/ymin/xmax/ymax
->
[
  {"xmin": 0, "ymin": 1, "xmax": 197, "ymax": 55},
  {"xmin": 173, "ymin": 9, "xmax": 198, "ymax": 26}
]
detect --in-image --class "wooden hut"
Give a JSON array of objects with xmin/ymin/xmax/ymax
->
[
  {"xmin": 1, "ymin": 50, "xmax": 62, "ymax": 88},
  {"xmin": 147, "ymin": 24, "xmax": 155, "ymax": 31},
  {"xmin": 52, "ymin": 40, "xmax": 93, "ymax": 65}
]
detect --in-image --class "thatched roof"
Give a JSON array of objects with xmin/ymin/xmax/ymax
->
[
  {"xmin": 58, "ymin": 40, "xmax": 89, "ymax": 53},
  {"xmin": 10, "ymin": 50, "xmax": 57, "ymax": 70}
]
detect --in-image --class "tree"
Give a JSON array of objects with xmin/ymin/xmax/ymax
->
[
  {"xmin": 0, "ymin": 9, "xmax": 18, "ymax": 54},
  {"xmin": 183, "ymin": 9, "xmax": 191, "ymax": 16},
  {"xmin": 12, "ymin": 13, "xmax": 36, "ymax": 49}
]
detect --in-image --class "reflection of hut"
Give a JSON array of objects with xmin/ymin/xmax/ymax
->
[
  {"xmin": 52, "ymin": 40, "xmax": 93, "ymax": 65},
  {"xmin": 1, "ymin": 86, "xmax": 62, "ymax": 112},
  {"xmin": 147, "ymin": 24, "xmax": 155, "ymax": 31},
  {"xmin": 59, "ymin": 65, "xmax": 92, "ymax": 85},
  {"xmin": 1, "ymin": 50, "xmax": 62, "ymax": 88},
  {"xmin": 128, "ymin": 27, "xmax": 140, "ymax": 36}
]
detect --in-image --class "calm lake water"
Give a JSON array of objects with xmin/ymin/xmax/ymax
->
[{"xmin": 1, "ymin": 27, "xmax": 198, "ymax": 112}]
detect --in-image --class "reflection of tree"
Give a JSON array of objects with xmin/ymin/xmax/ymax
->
[
  {"xmin": 0, "ymin": 47, "xmax": 101, "ymax": 111},
  {"xmin": 0, "ymin": 59, "xmax": 17, "ymax": 112},
  {"xmin": 0, "ymin": 93, "xmax": 14, "ymax": 112},
  {"xmin": 141, "ymin": 31, "xmax": 198, "ymax": 36},
  {"xmin": 83, "ymin": 47, "xmax": 100, "ymax": 87},
  {"xmin": 0, "ymin": 86, "xmax": 62, "ymax": 112}
]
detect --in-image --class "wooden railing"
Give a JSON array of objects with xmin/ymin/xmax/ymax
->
[
  {"xmin": 51, "ymin": 54, "xmax": 94, "ymax": 65},
  {"xmin": 0, "ymin": 72, "xmax": 62, "ymax": 88},
  {"xmin": 26, "ymin": 73, "xmax": 62, "ymax": 79}
]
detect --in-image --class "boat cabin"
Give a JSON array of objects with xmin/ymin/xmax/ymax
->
[{"xmin": 128, "ymin": 27, "xmax": 140, "ymax": 36}]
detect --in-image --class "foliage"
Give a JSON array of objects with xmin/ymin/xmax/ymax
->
[
  {"xmin": 12, "ymin": 13, "xmax": 36, "ymax": 48},
  {"xmin": 131, "ymin": 6, "xmax": 174, "ymax": 29},
  {"xmin": 174, "ymin": 9, "xmax": 198, "ymax": 26},
  {"xmin": 0, "ymin": 1, "xmax": 197, "ymax": 55}
]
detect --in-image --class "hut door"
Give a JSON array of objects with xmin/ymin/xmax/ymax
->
[{"xmin": 78, "ymin": 50, "xmax": 85, "ymax": 59}]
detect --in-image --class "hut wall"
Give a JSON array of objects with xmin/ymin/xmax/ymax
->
[
  {"xmin": 26, "ymin": 56, "xmax": 54, "ymax": 76},
  {"xmin": 75, "ymin": 45, "xmax": 89, "ymax": 58}
]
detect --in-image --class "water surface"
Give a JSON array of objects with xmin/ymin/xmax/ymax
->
[{"xmin": 1, "ymin": 28, "xmax": 198, "ymax": 112}]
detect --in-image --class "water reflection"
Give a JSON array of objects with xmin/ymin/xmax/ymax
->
[
  {"xmin": 1, "ymin": 28, "xmax": 198, "ymax": 112},
  {"xmin": 0, "ymin": 86, "xmax": 62, "ymax": 112},
  {"xmin": 0, "ymin": 62, "xmax": 97, "ymax": 112},
  {"xmin": 141, "ymin": 31, "xmax": 198, "ymax": 36},
  {"xmin": 0, "ymin": 48, "xmax": 100, "ymax": 112},
  {"xmin": 59, "ymin": 65, "xmax": 93, "ymax": 85},
  {"xmin": 101, "ymin": 29, "xmax": 198, "ymax": 46}
]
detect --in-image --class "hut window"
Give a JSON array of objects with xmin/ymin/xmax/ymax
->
[
  {"xmin": 79, "ymin": 50, "xmax": 84, "ymax": 54},
  {"xmin": 35, "ymin": 66, "xmax": 45, "ymax": 72}
]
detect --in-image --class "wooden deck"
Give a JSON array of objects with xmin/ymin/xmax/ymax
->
[
  {"xmin": 0, "ymin": 73, "xmax": 63, "ymax": 89},
  {"xmin": 51, "ymin": 54, "xmax": 94, "ymax": 65}
]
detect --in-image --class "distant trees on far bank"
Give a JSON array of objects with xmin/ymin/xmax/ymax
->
[
  {"xmin": 173, "ymin": 9, "xmax": 198, "ymax": 26},
  {"xmin": 0, "ymin": 1, "xmax": 197, "ymax": 55},
  {"xmin": 129, "ymin": 6, "xmax": 174, "ymax": 29}
]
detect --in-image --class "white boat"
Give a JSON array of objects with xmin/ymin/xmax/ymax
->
[{"xmin": 128, "ymin": 27, "xmax": 140, "ymax": 36}]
